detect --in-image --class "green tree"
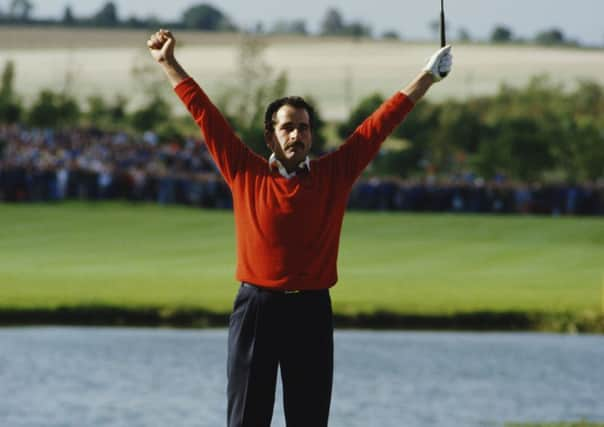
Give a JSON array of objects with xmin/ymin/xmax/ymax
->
[
  {"xmin": 571, "ymin": 118, "xmax": 604, "ymax": 181},
  {"xmin": 491, "ymin": 25, "xmax": 513, "ymax": 43},
  {"xmin": 571, "ymin": 80, "xmax": 604, "ymax": 117},
  {"xmin": 346, "ymin": 21, "xmax": 372, "ymax": 38},
  {"xmin": 28, "ymin": 90, "xmax": 80, "ymax": 128},
  {"xmin": 62, "ymin": 5, "xmax": 75, "ymax": 26},
  {"xmin": 337, "ymin": 93, "xmax": 427, "ymax": 176},
  {"xmin": 428, "ymin": 100, "xmax": 486, "ymax": 173},
  {"xmin": 437, "ymin": 100, "xmax": 485, "ymax": 153},
  {"xmin": 108, "ymin": 95, "xmax": 128, "ymax": 126},
  {"xmin": 0, "ymin": 95, "xmax": 21, "ymax": 124},
  {"xmin": 394, "ymin": 100, "xmax": 442, "ymax": 176},
  {"xmin": 320, "ymin": 8, "xmax": 345, "ymax": 35},
  {"xmin": 0, "ymin": 60, "xmax": 16, "ymax": 100},
  {"xmin": 0, "ymin": 60, "xmax": 22, "ymax": 123},
  {"xmin": 301, "ymin": 94, "xmax": 327, "ymax": 156},
  {"xmin": 320, "ymin": 8, "xmax": 370, "ymax": 38},
  {"xmin": 130, "ymin": 95, "xmax": 170, "ymax": 132},
  {"xmin": 549, "ymin": 114, "xmax": 604, "ymax": 182},
  {"xmin": 484, "ymin": 116, "xmax": 554, "ymax": 181},
  {"xmin": 535, "ymin": 28, "xmax": 567, "ymax": 46},
  {"xmin": 395, "ymin": 100, "xmax": 440, "ymax": 144},
  {"xmin": 181, "ymin": 3, "xmax": 236, "ymax": 31},
  {"xmin": 85, "ymin": 94, "xmax": 129, "ymax": 128},
  {"xmin": 8, "ymin": 0, "xmax": 33, "ymax": 21},
  {"xmin": 337, "ymin": 93, "xmax": 384, "ymax": 139},
  {"xmin": 86, "ymin": 95, "xmax": 109, "ymax": 125},
  {"xmin": 91, "ymin": 1, "xmax": 118, "ymax": 27}
]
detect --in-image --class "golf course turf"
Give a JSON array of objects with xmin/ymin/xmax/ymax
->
[{"xmin": 1, "ymin": 202, "xmax": 602, "ymax": 331}]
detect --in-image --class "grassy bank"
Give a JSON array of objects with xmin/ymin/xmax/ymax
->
[
  {"xmin": 1, "ymin": 305, "xmax": 602, "ymax": 332},
  {"xmin": 1, "ymin": 202, "xmax": 602, "ymax": 331}
]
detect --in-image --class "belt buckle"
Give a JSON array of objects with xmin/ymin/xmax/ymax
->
[{"xmin": 284, "ymin": 290, "xmax": 300, "ymax": 295}]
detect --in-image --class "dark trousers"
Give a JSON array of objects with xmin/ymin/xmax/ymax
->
[{"xmin": 227, "ymin": 283, "xmax": 334, "ymax": 427}]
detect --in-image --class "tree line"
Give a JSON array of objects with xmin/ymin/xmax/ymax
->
[
  {"xmin": 0, "ymin": 1, "xmax": 372, "ymax": 36},
  {"xmin": 0, "ymin": 1, "xmax": 588, "ymax": 45},
  {"xmin": 338, "ymin": 78, "xmax": 604, "ymax": 183}
]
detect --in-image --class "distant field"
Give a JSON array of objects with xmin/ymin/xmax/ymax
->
[
  {"xmin": 0, "ymin": 202, "xmax": 602, "ymax": 318},
  {"xmin": 1, "ymin": 27, "xmax": 604, "ymax": 119}
]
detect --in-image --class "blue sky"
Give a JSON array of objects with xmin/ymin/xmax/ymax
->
[{"xmin": 19, "ymin": 0, "xmax": 604, "ymax": 45}]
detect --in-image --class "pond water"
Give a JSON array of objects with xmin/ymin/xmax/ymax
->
[{"xmin": 0, "ymin": 328, "xmax": 602, "ymax": 427}]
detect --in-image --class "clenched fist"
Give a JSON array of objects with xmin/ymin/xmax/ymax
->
[{"xmin": 147, "ymin": 29, "xmax": 175, "ymax": 63}]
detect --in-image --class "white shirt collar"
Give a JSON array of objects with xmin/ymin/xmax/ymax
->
[{"xmin": 268, "ymin": 153, "xmax": 310, "ymax": 179}]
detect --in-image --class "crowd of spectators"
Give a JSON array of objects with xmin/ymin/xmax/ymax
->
[
  {"xmin": 0, "ymin": 124, "xmax": 232, "ymax": 208},
  {"xmin": 1, "ymin": 124, "xmax": 603, "ymax": 216},
  {"xmin": 349, "ymin": 176, "xmax": 604, "ymax": 216}
]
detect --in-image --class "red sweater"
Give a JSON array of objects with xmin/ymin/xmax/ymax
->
[{"xmin": 175, "ymin": 78, "xmax": 414, "ymax": 290}]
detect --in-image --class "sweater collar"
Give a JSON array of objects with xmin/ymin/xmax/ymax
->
[{"xmin": 268, "ymin": 153, "xmax": 310, "ymax": 179}]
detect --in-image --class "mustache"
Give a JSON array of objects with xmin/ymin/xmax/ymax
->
[{"xmin": 285, "ymin": 141, "xmax": 304, "ymax": 150}]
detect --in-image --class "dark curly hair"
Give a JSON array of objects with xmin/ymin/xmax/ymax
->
[{"xmin": 264, "ymin": 96, "xmax": 315, "ymax": 133}]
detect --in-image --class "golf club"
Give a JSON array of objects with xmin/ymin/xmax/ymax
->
[
  {"xmin": 440, "ymin": 0, "xmax": 447, "ymax": 48},
  {"xmin": 440, "ymin": 0, "xmax": 449, "ymax": 78}
]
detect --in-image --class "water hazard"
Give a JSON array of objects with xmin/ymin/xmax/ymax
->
[{"xmin": 1, "ymin": 328, "xmax": 602, "ymax": 427}]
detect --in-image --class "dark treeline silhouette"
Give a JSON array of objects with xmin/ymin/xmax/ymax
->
[
  {"xmin": 490, "ymin": 24, "xmax": 580, "ymax": 46},
  {"xmin": 0, "ymin": 1, "xmax": 590, "ymax": 44},
  {"xmin": 0, "ymin": 1, "xmax": 368, "ymax": 36},
  {"xmin": 0, "ymin": 1, "xmax": 237, "ymax": 32}
]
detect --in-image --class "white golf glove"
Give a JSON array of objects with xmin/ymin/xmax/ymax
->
[{"xmin": 424, "ymin": 45, "xmax": 453, "ymax": 81}]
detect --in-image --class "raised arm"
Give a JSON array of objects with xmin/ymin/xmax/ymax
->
[
  {"xmin": 147, "ymin": 29, "xmax": 189, "ymax": 87},
  {"xmin": 147, "ymin": 29, "xmax": 252, "ymax": 186},
  {"xmin": 328, "ymin": 45, "xmax": 453, "ymax": 184}
]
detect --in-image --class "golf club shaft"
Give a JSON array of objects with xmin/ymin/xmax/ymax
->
[
  {"xmin": 440, "ymin": 0, "xmax": 446, "ymax": 47},
  {"xmin": 440, "ymin": 0, "xmax": 449, "ymax": 78}
]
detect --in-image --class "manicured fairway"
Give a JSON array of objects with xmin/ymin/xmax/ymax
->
[{"xmin": 0, "ymin": 202, "xmax": 602, "ymax": 317}]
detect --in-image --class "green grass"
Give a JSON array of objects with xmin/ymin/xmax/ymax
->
[{"xmin": 1, "ymin": 202, "xmax": 602, "ymax": 318}]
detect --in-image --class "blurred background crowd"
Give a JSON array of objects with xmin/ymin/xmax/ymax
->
[{"xmin": 2, "ymin": 124, "xmax": 602, "ymax": 215}]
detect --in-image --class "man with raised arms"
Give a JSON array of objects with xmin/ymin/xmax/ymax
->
[{"xmin": 147, "ymin": 29, "xmax": 452, "ymax": 427}]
